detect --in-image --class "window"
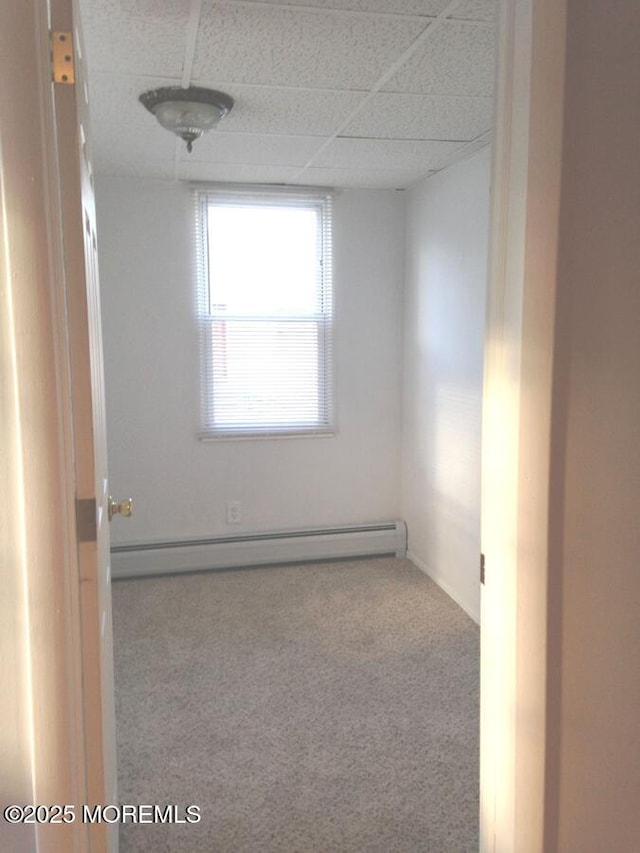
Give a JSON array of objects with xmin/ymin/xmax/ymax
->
[{"xmin": 196, "ymin": 187, "xmax": 334, "ymax": 438}]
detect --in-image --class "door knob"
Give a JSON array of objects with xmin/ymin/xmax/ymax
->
[{"xmin": 108, "ymin": 496, "xmax": 133, "ymax": 521}]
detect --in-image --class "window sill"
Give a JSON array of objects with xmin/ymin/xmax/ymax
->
[{"xmin": 198, "ymin": 429, "xmax": 336, "ymax": 443}]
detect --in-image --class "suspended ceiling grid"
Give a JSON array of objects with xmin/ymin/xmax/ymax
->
[{"xmin": 79, "ymin": 0, "xmax": 497, "ymax": 189}]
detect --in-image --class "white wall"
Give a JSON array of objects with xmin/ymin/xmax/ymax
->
[
  {"xmin": 96, "ymin": 179, "xmax": 405, "ymax": 545},
  {"xmin": 401, "ymin": 148, "xmax": 491, "ymax": 623}
]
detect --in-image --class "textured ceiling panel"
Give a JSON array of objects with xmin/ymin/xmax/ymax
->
[
  {"xmin": 314, "ymin": 138, "xmax": 463, "ymax": 171},
  {"xmin": 81, "ymin": 0, "xmax": 189, "ymax": 77},
  {"xmin": 181, "ymin": 162, "xmax": 304, "ymax": 184},
  {"xmin": 236, "ymin": 0, "xmax": 448, "ymax": 15},
  {"xmin": 78, "ymin": 0, "xmax": 496, "ymax": 186},
  {"xmin": 344, "ymin": 92, "xmax": 492, "ymax": 141},
  {"xmin": 93, "ymin": 148, "xmax": 177, "ymax": 180},
  {"xmin": 192, "ymin": 3, "xmax": 428, "ymax": 90},
  {"xmin": 450, "ymin": 0, "xmax": 497, "ymax": 22},
  {"xmin": 91, "ymin": 123, "xmax": 175, "ymax": 170},
  {"xmin": 194, "ymin": 85, "xmax": 365, "ymax": 137},
  {"xmin": 300, "ymin": 166, "xmax": 424, "ymax": 190},
  {"xmin": 88, "ymin": 74, "xmax": 180, "ymax": 172},
  {"xmin": 243, "ymin": 0, "xmax": 496, "ymax": 20},
  {"xmin": 382, "ymin": 21, "xmax": 496, "ymax": 96},
  {"xmin": 183, "ymin": 132, "xmax": 323, "ymax": 166}
]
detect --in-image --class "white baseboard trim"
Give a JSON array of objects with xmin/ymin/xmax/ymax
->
[
  {"xmin": 112, "ymin": 521, "xmax": 408, "ymax": 579},
  {"xmin": 407, "ymin": 550, "xmax": 480, "ymax": 625}
]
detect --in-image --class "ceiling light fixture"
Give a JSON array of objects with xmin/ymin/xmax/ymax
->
[{"xmin": 139, "ymin": 86, "xmax": 234, "ymax": 153}]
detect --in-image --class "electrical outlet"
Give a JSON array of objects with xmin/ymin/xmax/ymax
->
[{"xmin": 226, "ymin": 500, "xmax": 242, "ymax": 525}]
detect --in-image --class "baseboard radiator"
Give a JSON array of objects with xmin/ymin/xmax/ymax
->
[{"xmin": 111, "ymin": 521, "xmax": 408, "ymax": 580}]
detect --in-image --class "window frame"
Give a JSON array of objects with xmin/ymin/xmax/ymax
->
[{"xmin": 194, "ymin": 185, "xmax": 335, "ymax": 440}]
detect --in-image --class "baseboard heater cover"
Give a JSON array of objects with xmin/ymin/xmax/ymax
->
[{"xmin": 111, "ymin": 521, "xmax": 407, "ymax": 579}]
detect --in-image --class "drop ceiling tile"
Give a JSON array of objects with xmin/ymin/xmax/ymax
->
[
  {"xmin": 449, "ymin": 0, "xmax": 497, "ymax": 22},
  {"xmin": 250, "ymin": 0, "xmax": 496, "ymax": 16},
  {"xmin": 91, "ymin": 126, "xmax": 174, "ymax": 173},
  {"xmin": 242, "ymin": 0, "xmax": 448, "ymax": 14},
  {"xmin": 382, "ymin": 20, "xmax": 496, "ymax": 96},
  {"xmin": 95, "ymin": 155, "xmax": 177, "ymax": 180},
  {"xmin": 87, "ymin": 73, "xmax": 180, "ymax": 174},
  {"xmin": 79, "ymin": 0, "xmax": 497, "ymax": 186},
  {"xmin": 193, "ymin": 2, "xmax": 428, "ymax": 90},
  {"xmin": 183, "ymin": 132, "xmax": 323, "ymax": 167},
  {"xmin": 344, "ymin": 92, "xmax": 492, "ymax": 141},
  {"xmin": 300, "ymin": 166, "xmax": 425, "ymax": 190},
  {"xmin": 180, "ymin": 162, "xmax": 303, "ymax": 184},
  {"xmin": 195, "ymin": 85, "xmax": 366, "ymax": 137},
  {"xmin": 313, "ymin": 137, "xmax": 463, "ymax": 171},
  {"xmin": 87, "ymin": 73, "xmax": 179, "ymax": 142},
  {"xmin": 79, "ymin": 0, "xmax": 189, "ymax": 77}
]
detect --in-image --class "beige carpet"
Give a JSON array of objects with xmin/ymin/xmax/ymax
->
[{"xmin": 112, "ymin": 557, "xmax": 479, "ymax": 852}]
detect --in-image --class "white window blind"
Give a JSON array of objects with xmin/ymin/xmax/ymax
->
[{"xmin": 195, "ymin": 186, "xmax": 334, "ymax": 438}]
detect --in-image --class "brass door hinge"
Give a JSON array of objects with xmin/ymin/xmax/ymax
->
[
  {"xmin": 52, "ymin": 31, "xmax": 75, "ymax": 84},
  {"xmin": 480, "ymin": 553, "xmax": 486, "ymax": 585}
]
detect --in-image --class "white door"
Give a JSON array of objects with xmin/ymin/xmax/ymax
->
[
  {"xmin": 1, "ymin": 0, "xmax": 123, "ymax": 847},
  {"xmin": 51, "ymin": 0, "xmax": 124, "ymax": 849}
]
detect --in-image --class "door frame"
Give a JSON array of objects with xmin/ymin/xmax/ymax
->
[
  {"xmin": 480, "ymin": 0, "xmax": 568, "ymax": 849},
  {"xmin": 2, "ymin": 0, "xmax": 570, "ymax": 850}
]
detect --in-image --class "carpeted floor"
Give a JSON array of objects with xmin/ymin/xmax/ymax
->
[{"xmin": 112, "ymin": 557, "xmax": 479, "ymax": 852}]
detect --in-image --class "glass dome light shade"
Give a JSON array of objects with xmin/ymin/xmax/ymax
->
[{"xmin": 139, "ymin": 86, "xmax": 234, "ymax": 152}]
